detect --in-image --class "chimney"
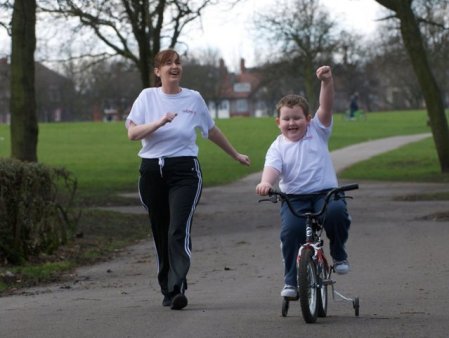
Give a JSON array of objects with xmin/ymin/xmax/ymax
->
[
  {"xmin": 219, "ymin": 58, "xmax": 227, "ymax": 78},
  {"xmin": 240, "ymin": 58, "xmax": 246, "ymax": 73}
]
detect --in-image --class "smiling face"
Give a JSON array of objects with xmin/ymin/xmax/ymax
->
[
  {"xmin": 154, "ymin": 50, "xmax": 183, "ymax": 91},
  {"xmin": 276, "ymin": 105, "xmax": 311, "ymax": 142},
  {"xmin": 275, "ymin": 94, "xmax": 311, "ymax": 142}
]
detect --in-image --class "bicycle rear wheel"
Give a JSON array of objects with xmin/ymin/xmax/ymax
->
[{"xmin": 297, "ymin": 247, "xmax": 318, "ymax": 323}]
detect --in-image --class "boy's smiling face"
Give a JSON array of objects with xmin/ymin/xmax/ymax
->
[{"xmin": 276, "ymin": 105, "xmax": 311, "ymax": 142}]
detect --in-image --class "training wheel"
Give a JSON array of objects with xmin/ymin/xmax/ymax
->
[
  {"xmin": 282, "ymin": 298, "xmax": 289, "ymax": 317},
  {"xmin": 353, "ymin": 297, "xmax": 360, "ymax": 317}
]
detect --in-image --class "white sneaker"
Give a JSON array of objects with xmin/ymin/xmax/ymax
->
[
  {"xmin": 280, "ymin": 285, "xmax": 297, "ymax": 298},
  {"xmin": 334, "ymin": 260, "xmax": 350, "ymax": 275}
]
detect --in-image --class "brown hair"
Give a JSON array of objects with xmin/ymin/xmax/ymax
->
[
  {"xmin": 153, "ymin": 49, "xmax": 181, "ymax": 87},
  {"xmin": 275, "ymin": 94, "xmax": 310, "ymax": 118}
]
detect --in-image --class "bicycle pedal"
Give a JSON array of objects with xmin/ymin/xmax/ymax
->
[
  {"xmin": 284, "ymin": 295, "xmax": 299, "ymax": 301},
  {"xmin": 323, "ymin": 279, "xmax": 336, "ymax": 286}
]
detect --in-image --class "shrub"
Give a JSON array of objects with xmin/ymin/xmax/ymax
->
[{"xmin": 0, "ymin": 158, "xmax": 79, "ymax": 264}]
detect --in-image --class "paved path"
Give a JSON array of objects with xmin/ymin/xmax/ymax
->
[
  {"xmin": 331, "ymin": 133, "xmax": 431, "ymax": 173},
  {"xmin": 3, "ymin": 132, "xmax": 449, "ymax": 338}
]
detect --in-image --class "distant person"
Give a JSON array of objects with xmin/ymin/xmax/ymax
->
[
  {"xmin": 256, "ymin": 66, "xmax": 353, "ymax": 299},
  {"xmin": 126, "ymin": 49, "xmax": 250, "ymax": 310},
  {"xmin": 349, "ymin": 92, "xmax": 359, "ymax": 119}
]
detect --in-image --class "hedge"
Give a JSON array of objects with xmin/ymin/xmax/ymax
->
[{"xmin": 0, "ymin": 158, "xmax": 79, "ymax": 265}]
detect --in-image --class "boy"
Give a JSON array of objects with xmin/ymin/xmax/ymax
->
[{"xmin": 256, "ymin": 66, "xmax": 352, "ymax": 298}]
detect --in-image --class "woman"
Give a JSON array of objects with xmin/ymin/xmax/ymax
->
[{"xmin": 126, "ymin": 49, "xmax": 250, "ymax": 310}]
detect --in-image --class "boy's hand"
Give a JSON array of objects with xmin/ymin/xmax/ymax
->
[
  {"xmin": 256, "ymin": 182, "xmax": 272, "ymax": 196},
  {"xmin": 316, "ymin": 65, "xmax": 332, "ymax": 81}
]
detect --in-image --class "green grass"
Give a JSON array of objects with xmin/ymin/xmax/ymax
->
[
  {"xmin": 0, "ymin": 109, "xmax": 435, "ymax": 200},
  {"xmin": 0, "ymin": 118, "xmax": 280, "ymax": 200},
  {"xmin": 15, "ymin": 261, "xmax": 74, "ymax": 283},
  {"xmin": 339, "ymin": 136, "xmax": 449, "ymax": 182},
  {"xmin": 330, "ymin": 110, "xmax": 430, "ymax": 150},
  {"xmin": 0, "ymin": 119, "xmax": 276, "ymax": 200}
]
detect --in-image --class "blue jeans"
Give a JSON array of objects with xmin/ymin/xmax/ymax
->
[{"xmin": 280, "ymin": 192, "xmax": 351, "ymax": 287}]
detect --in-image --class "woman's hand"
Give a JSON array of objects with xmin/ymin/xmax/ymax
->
[
  {"xmin": 159, "ymin": 112, "xmax": 177, "ymax": 126},
  {"xmin": 235, "ymin": 153, "xmax": 250, "ymax": 166},
  {"xmin": 128, "ymin": 112, "xmax": 177, "ymax": 140}
]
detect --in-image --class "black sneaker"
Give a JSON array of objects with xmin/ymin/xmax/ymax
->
[
  {"xmin": 162, "ymin": 295, "xmax": 171, "ymax": 307},
  {"xmin": 170, "ymin": 293, "xmax": 188, "ymax": 310}
]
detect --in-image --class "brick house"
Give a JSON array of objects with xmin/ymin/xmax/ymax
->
[
  {"xmin": 0, "ymin": 57, "xmax": 76, "ymax": 123},
  {"xmin": 207, "ymin": 58, "xmax": 271, "ymax": 118}
]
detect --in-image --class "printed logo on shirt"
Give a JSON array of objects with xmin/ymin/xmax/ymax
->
[{"xmin": 182, "ymin": 109, "xmax": 196, "ymax": 114}]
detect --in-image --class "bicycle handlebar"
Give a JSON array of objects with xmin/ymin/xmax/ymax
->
[{"xmin": 262, "ymin": 183, "xmax": 359, "ymax": 219}]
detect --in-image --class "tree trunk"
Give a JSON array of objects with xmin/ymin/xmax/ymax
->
[
  {"xmin": 10, "ymin": 0, "xmax": 38, "ymax": 162},
  {"xmin": 376, "ymin": 0, "xmax": 449, "ymax": 172},
  {"xmin": 304, "ymin": 59, "xmax": 316, "ymax": 112}
]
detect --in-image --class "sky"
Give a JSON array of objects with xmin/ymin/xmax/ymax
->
[
  {"xmin": 185, "ymin": 0, "xmax": 385, "ymax": 71},
  {"xmin": 0, "ymin": 0, "xmax": 385, "ymax": 71}
]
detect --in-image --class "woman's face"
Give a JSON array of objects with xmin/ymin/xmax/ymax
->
[
  {"xmin": 276, "ymin": 105, "xmax": 311, "ymax": 142},
  {"xmin": 154, "ymin": 55, "xmax": 183, "ymax": 86}
]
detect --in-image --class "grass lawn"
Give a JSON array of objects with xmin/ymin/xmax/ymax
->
[
  {"xmin": 340, "ymin": 136, "xmax": 449, "ymax": 183},
  {"xmin": 0, "ymin": 109, "xmax": 436, "ymax": 201},
  {"xmin": 1, "ymin": 109, "xmax": 448, "ymax": 293}
]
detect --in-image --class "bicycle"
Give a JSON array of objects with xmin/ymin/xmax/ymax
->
[{"xmin": 259, "ymin": 184, "xmax": 360, "ymax": 323}]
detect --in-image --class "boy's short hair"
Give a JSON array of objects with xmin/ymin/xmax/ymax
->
[{"xmin": 276, "ymin": 94, "xmax": 310, "ymax": 117}]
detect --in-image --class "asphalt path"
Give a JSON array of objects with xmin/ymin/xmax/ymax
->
[{"xmin": 2, "ymin": 133, "xmax": 449, "ymax": 338}]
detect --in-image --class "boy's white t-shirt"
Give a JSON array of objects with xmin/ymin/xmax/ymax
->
[
  {"xmin": 264, "ymin": 115, "xmax": 338, "ymax": 194},
  {"xmin": 126, "ymin": 87, "xmax": 215, "ymax": 158}
]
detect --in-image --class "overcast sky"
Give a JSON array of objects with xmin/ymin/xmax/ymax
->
[
  {"xmin": 184, "ymin": 0, "xmax": 385, "ymax": 71},
  {"xmin": 0, "ymin": 0, "xmax": 385, "ymax": 71}
]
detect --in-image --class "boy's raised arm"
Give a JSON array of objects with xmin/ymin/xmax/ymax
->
[{"xmin": 315, "ymin": 66, "xmax": 334, "ymax": 127}]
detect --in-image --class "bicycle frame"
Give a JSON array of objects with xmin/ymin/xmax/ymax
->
[
  {"xmin": 297, "ymin": 215, "xmax": 331, "ymax": 294},
  {"xmin": 297, "ymin": 217, "xmax": 327, "ymax": 268}
]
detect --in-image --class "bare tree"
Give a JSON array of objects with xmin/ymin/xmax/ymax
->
[
  {"xmin": 254, "ymin": 0, "xmax": 337, "ymax": 108},
  {"xmin": 180, "ymin": 49, "xmax": 226, "ymax": 117},
  {"xmin": 375, "ymin": 0, "xmax": 449, "ymax": 173},
  {"xmin": 38, "ymin": 0, "xmax": 231, "ymax": 89},
  {"xmin": 333, "ymin": 30, "xmax": 375, "ymax": 112},
  {"xmin": 10, "ymin": 0, "xmax": 38, "ymax": 161},
  {"xmin": 366, "ymin": 26, "xmax": 422, "ymax": 110},
  {"xmin": 416, "ymin": 1, "xmax": 449, "ymax": 104},
  {"xmin": 0, "ymin": 1, "xmax": 11, "ymax": 35}
]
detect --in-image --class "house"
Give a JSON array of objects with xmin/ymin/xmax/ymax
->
[
  {"xmin": 0, "ymin": 57, "xmax": 76, "ymax": 123},
  {"xmin": 207, "ymin": 58, "xmax": 271, "ymax": 118}
]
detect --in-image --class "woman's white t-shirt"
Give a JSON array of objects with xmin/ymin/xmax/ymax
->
[
  {"xmin": 126, "ymin": 87, "xmax": 215, "ymax": 158},
  {"xmin": 264, "ymin": 115, "xmax": 338, "ymax": 194}
]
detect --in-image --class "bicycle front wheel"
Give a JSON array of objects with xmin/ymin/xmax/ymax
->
[
  {"xmin": 297, "ymin": 247, "xmax": 318, "ymax": 323},
  {"xmin": 317, "ymin": 260, "xmax": 329, "ymax": 317}
]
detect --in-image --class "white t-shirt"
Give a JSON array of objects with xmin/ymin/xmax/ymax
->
[
  {"xmin": 264, "ymin": 115, "xmax": 338, "ymax": 194},
  {"xmin": 126, "ymin": 87, "xmax": 215, "ymax": 158}
]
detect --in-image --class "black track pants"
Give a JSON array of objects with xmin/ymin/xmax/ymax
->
[{"xmin": 139, "ymin": 156, "xmax": 202, "ymax": 296}]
